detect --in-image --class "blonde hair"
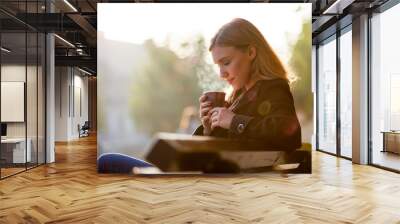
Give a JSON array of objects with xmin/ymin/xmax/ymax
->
[{"xmin": 209, "ymin": 18, "xmax": 291, "ymax": 85}]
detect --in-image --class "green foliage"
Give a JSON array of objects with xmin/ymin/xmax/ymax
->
[
  {"xmin": 130, "ymin": 37, "xmax": 214, "ymax": 136},
  {"xmin": 289, "ymin": 20, "xmax": 313, "ymax": 121}
]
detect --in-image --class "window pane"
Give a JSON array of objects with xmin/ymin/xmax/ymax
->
[
  {"xmin": 27, "ymin": 31, "xmax": 38, "ymax": 169},
  {"xmin": 1, "ymin": 32, "xmax": 27, "ymax": 177},
  {"xmin": 318, "ymin": 36, "xmax": 337, "ymax": 154},
  {"xmin": 340, "ymin": 29, "xmax": 352, "ymax": 158},
  {"xmin": 371, "ymin": 3, "xmax": 400, "ymax": 171}
]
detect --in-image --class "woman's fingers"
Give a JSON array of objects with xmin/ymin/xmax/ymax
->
[
  {"xmin": 201, "ymin": 106, "xmax": 212, "ymax": 117},
  {"xmin": 201, "ymin": 115, "xmax": 210, "ymax": 123},
  {"xmin": 209, "ymin": 107, "xmax": 220, "ymax": 118},
  {"xmin": 209, "ymin": 108, "xmax": 222, "ymax": 129},
  {"xmin": 211, "ymin": 121, "xmax": 218, "ymax": 130},
  {"xmin": 209, "ymin": 107, "xmax": 219, "ymax": 114},
  {"xmin": 199, "ymin": 101, "xmax": 212, "ymax": 119},
  {"xmin": 200, "ymin": 101, "xmax": 212, "ymax": 108},
  {"xmin": 199, "ymin": 95, "xmax": 207, "ymax": 103},
  {"xmin": 211, "ymin": 114, "xmax": 219, "ymax": 130}
]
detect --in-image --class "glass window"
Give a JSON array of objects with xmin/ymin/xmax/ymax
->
[
  {"xmin": 0, "ymin": 1, "xmax": 46, "ymax": 179},
  {"xmin": 317, "ymin": 36, "xmax": 337, "ymax": 154},
  {"xmin": 27, "ymin": 31, "xmax": 38, "ymax": 169},
  {"xmin": 371, "ymin": 3, "xmax": 400, "ymax": 171},
  {"xmin": 312, "ymin": 45, "xmax": 317, "ymax": 150},
  {"xmin": 1, "ymin": 31, "xmax": 28, "ymax": 178},
  {"xmin": 339, "ymin": 28, "xmax": 352, "ymax": 158}
]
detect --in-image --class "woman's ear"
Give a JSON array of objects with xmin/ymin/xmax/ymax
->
[{"xmin": 248, "ymin": 46, "xmax": 256, "ymax": 60}]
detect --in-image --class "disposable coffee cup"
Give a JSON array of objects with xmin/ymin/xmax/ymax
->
[{"xmin": 203, "ymin": 91, "xmax": 226, "ymax": 108}]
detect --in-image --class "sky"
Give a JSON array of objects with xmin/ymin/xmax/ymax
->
[{"xmin": 98, "ymin": 3, "xmax": 310, "ymax": 65}]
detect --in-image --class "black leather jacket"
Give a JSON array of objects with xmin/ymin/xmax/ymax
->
[{"xmin": 193, "ymin": 78, "xmax": 302, "ymax": 151}]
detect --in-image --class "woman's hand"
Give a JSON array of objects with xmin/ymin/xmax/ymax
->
[
  {"xmin": 199, "ymin": 95, "xmax": 212, "ymax": 135},
  {"xmin": 209, "ymin": 107, "xmax": 235, "ymax": 130}
]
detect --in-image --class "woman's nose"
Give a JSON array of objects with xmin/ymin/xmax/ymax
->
[{"xmin": 219, "ymin": 68, "xmax": 228, "ymax": 79}]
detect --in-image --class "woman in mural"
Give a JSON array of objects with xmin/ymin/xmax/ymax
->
[
  {"xmin": 195, "ymin": 18, "xmax": 301, "ymax": 149},
  {"xmin": 98, "ymin": 18, "xmax": 301, "ymax": 174}
]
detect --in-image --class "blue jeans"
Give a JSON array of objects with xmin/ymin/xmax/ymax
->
[{"xmin": 97, "ymin": 153, "xmax": 154, "ymax": 173}]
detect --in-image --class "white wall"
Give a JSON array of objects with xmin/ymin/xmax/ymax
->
[
  {"xmin": 1, "ymin": 66, "xmax": 26, "ymax": 140},
  {"xmin": 55, "ymin": 67, "xmax": 70, "ymax": 141},
  {"xmin": 55, "ymin": 67, "xmax": 89, "ymax": 141},
  {"xmin": 72, "ymin": 73, "xmax": 89, "ymax": 138},
  {"xmin": 1, "ymin": 64, "xmax": 46, "ymax": 163},
  {"xmin": 1, "ymin": 65, "xmax": 38, "ymax": 137}
]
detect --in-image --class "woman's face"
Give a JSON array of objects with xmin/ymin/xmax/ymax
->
[{"xmin": 211, "ymin": 45, "xmax": 256, "ymax": 90}]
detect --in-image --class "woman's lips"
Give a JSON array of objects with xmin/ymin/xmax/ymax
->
[{"xmin": 228, "ymin": 78, "xmax": 235, "ymax": 84}]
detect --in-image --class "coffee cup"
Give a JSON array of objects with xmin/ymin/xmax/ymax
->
[{"xmin": 203, "ymin": 91, "xmax": 226, "ymax": 108}]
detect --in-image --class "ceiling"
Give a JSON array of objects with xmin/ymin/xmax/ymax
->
[{"xmin": 0, "ymin": 0, "xmax": 391, "ymax": 75}]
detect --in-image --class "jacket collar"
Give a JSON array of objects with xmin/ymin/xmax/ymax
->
[{"xmin": 229, "ymin": 81, "xmax": 262, "ymax": 113}]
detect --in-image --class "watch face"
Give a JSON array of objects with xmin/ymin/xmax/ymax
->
[{"xmin": 237, "ymin": 123, "xmax": 245, "ymax": 133}]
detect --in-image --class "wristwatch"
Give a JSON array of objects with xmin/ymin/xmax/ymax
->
[
  {"xmin": 230, "ymin": 114, "xmax": 253, "ymax": 135},
  {"xmin": 237, "ymin": 123, "xmax": 245, "ymax": 134}
]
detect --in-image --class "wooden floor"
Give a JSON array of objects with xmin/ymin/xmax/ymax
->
[
  {"xmin": 1, "ymin": 167, "xmax": 26, "ymax": 178},
  {"xmin": 372, "ymin": 151, "xmax": 400, "ymax": 171},
  {"xmin": 1, "ymin": 135, "xmax": 400, "ymax": 223},
  {"xmin": 1, "ymin": 164, "xmax": 44, "ymax": 178}
]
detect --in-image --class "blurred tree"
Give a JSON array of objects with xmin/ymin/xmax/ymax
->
[
  {"xmin": 188, "ymin": 37, "xmax": 228, "ymax": 92},
  {"xmin": 130, "ymin": 36, "xmax": 222, "ymax": 136},
  {"xmin": 289, "ymin": 20, "xmax": 313, "ymax": 122}
]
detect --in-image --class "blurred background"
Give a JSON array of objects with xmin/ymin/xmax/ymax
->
[{"xmin": 97, "ymin": 3, "xmax": 312, "ymax": 159}]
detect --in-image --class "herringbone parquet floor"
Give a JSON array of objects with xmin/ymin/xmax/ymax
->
[{"xmin": 1, "ymin": 134, "xmax": 400, "ymax": 223}]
